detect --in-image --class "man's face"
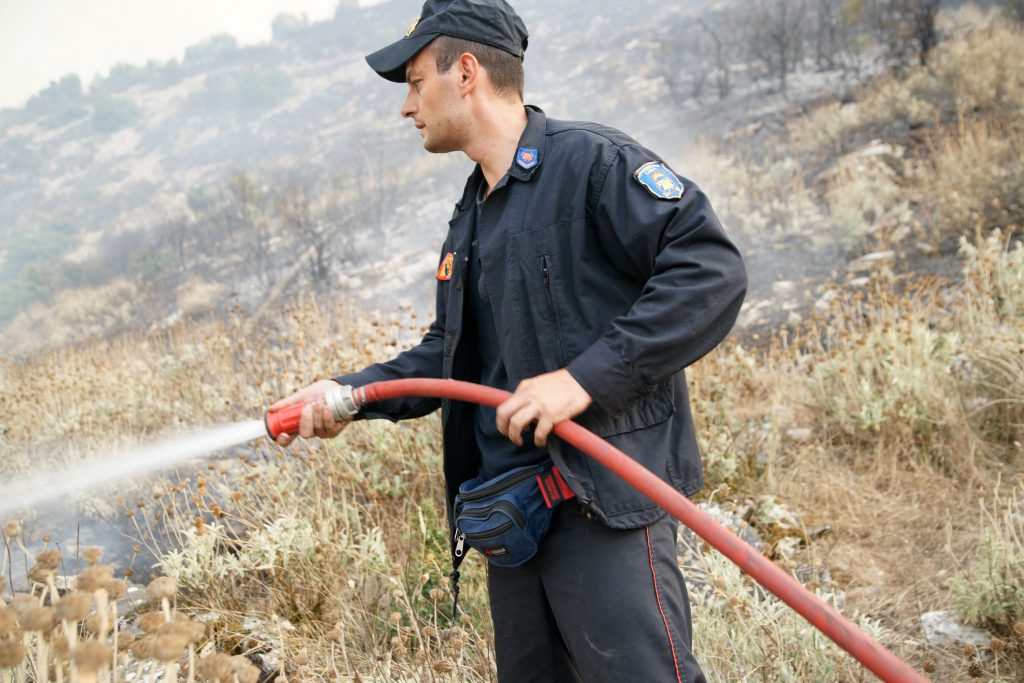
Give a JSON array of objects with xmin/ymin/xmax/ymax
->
[{"xmin": 401, "ymin": 45, "xmax": 466, "ymax": 153}]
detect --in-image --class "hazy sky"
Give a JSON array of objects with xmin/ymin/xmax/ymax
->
[{"xmin": 0, "ymin": 0, "xmax": 389, "ymax": 110}]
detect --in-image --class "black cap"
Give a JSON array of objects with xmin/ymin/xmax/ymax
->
[{"xmin": 365, "ymin": 0, "xmax": 529, "ymax": 83}]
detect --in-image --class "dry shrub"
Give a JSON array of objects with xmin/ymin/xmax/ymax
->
[
  {"xmin": 804, "ymin": 278, "xmax": 978, "ymax": 477},
  {"xmin": 923, "ymin": 24, "xmax": 1024, "ymax": 117},
  {"xmin": 947, "ymin": 476, "xmax": 1024, "ymax": 631},
  {"xmin": 687, "ymin": 543, "xmax": 897, "ymax": 681},
  {"xmin": 685, "ymin": 145, "xmax": 826, "ymax": 249},
  {"xmin": 920, "ymin": 118, "xmax": 1024, "ymax": 240},
  {"xmin": 2, "ymin": 277, "xmax": 137, "ymax": 354},
  {"xmin": 799, "ymin": 231, "xmax": 1023, "ymax": 479},
  {"xmin": 826, "ymin": 143, "xmax": 912, "ymax": 247},
  {"xmin": 957, "ymin": 232, "xmax": 1024, "ymax": 446},
  {"xmin": 788, "ymin": 21, "xmax": 1024, "ymax": 160}
]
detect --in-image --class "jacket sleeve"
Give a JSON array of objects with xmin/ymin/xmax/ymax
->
[
  {"xmin": 566, "ymin": 144, "xmax": 747, "ymax": 415},
  {"xmin": 332, "ymin": 250, "xmax": 448, "ymax": 422}
]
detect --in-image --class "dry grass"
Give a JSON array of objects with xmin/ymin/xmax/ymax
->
[{"xmin": 2, "ymin": 14, "xmax": 1023, "ymax": 683}]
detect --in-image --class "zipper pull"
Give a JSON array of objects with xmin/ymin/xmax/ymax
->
[{"xmin": 454, "ymin": 529, "xmax": 466, "ymax": 557}]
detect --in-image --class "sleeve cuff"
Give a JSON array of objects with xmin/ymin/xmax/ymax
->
[{"xmin": 566, "ymin": 338, "xmax": 647, "ymax": 415}]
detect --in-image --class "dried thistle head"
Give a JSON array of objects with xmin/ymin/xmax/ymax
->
[
  {"xmin": 137, "ymin": 611, "xmax": 167, "ymax": 634},
  {"xmin": 8, "ymin": 595, "xmax": 37, "ymax": 619},
  {"xmin": 432, "ymin": 659, "xmax": 455, "ymax": 674},
  {"xmin": 106, "ymin": 579, "xmax": 127, "ymax": 600},
  {"xmin": 77, "ymin": 565, "xmax": 114, "ymax": 593},
  {"xmin": 151, "ymin": 632, "xmax": 189, "ymax": 662},
  {"xmin": 117, "ymin": 632, "xmax": 136, "ymax": 651},
  {"xmin": 2, "ymin": 520, "xmax": 22, "ymax": 539},
  {"xmin": 195, "ymin": 652, "xmax": 234, "ymax": 682},
  {"xmin": 82, "ymin": 547, "xmax": 103, "ymax": 566},
  {"xmin": 27, "ymin": 564, "xmax": 54, "ymax": 585},
  {"xmin": 35, "ymin": 549, "xmax": 62, "ymax": 570},
  {"xmin": 21, "ymin": 606, "xmax": 56, "ymax": 634},
  {"xmin": 146, "ymin": 576, "xmax": 177, "ymax": 602},
  {"xmin": 231, "ymin": 655, "xmax": 259, "ymax": 683},
  {"xmin": 0, "ymin": 640, "xmax": 27, "ymax": 668},
  {"xmin": 51, "ymin": 635, "xmax": 71, "ymax": 661},
  {"xmin": 129, "ymin": 635, "xmax": 155, "ymax": 661},
  {"xmin": 54, "ymin": 591, "xmax": 92, "ymax": 623},
  {"xmin": 72, "ymin": 640, "xmax": 111, "ymax": 675},
  {"xmin": 0, "ymin": 606, "xmax": 19, "ymax": 638},
  {"xmin": 84, "ymin": 613, "xmax": 112, "ymax": 637}
]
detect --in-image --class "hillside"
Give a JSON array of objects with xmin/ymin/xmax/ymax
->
[
  {"xmin": 0, "ymin": 0, "xmax": 896, "ymax": 354},
  {"xmin": 1, "ymin": 2, "xmax": 1023, "ymax": 682}
]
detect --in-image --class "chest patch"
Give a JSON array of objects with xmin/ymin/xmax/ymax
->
[
  {"xmin": 634, "ymin": 161, "xmax": 684, "ymax": 200},
  {"xmin": 516, "ymin": 147, "xmax": 539, "ymax": 170},
  {"xmin": 436, "ymin": 252, "xmax": 455, "ymax": 281}
]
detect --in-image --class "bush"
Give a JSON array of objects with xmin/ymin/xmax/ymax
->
[
  {"xmin": 920, "ymin": 119, "xmax": 1024, "ymax": 240},
  {"xmin": 25, "ymin": 74, "xmax": 83, "ymax": 116},
  {"xmin": 235, "ymin": 69, "xmax": 294, "ymax": 109},
  {"xmin": 947, "ymin": 477, "xmax": 1024, "ymax": 631},
  {"xmin": 184, "ymin": 34, "xmax": 238, "ymax": 66},
  {"xmin": 42, "ymin": 102, "xmax": 89, "ymax": 129},
  {"xmin": 91, "ymin": 94, "xmax": 142, "ymax": 133},
  {"xmin": 686, "ymin": 541, "xmax": 894, "ymax": 680}
]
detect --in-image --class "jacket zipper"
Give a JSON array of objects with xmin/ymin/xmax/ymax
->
[
  {"xmin": 459, "ymin": 467, "xmax": 540, "ymax": 502},
  {"xmin": 458, "ymin": 500, "xmax": 526, "ymax": 528},
  {"xmin": 541, "ymin": 255, "xmax": 567, "ymax": 365}
]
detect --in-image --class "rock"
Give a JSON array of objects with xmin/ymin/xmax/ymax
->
[
  {"xmin": 846, "ymin": 250, "xmax": 896, "ymax": 273},
  {"xmin": 772, "ymin": 280, "xmax": 796, "ymax": 295},
  {"xmin": 678, "ymin": 502, "xmax": 764, "ymax": 554},
  {"xmin": 920, "ymin": 611, "xmax": 992, "ymax": 649},
  {"xmin": 785, "ymin": 427, "xmax": 813, "ymax": 443}
]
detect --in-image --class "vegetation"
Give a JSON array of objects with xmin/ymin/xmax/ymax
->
[
  {"xmin": 2, "ymin": 7, "xmax": 1023, "ymax": 683},
  {"xmin": 90, "ymin": 94, "xmax": 142, "ymax": 134}
]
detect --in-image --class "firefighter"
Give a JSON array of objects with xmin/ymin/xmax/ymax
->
[{"xmin": 274, "ymin": 1, "xmax": 746, "ymax": 680}]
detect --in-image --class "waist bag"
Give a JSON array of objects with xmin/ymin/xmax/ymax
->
[
  {"xmin": 454, "ymin": 461, "xmax": 575, "ymax": 568},
  {"xmin": 447, "ymin": 461, "xmax": 575, "ymax": 616}
]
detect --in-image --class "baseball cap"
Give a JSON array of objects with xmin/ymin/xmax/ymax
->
[{"xmin": 365, "ymin": 0, "xmax": 529, "ymax": 83}]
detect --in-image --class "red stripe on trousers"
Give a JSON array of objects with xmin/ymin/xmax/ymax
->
[{"xmin": 646, "ymin": 527, "xmax": 683, "ymax": 683}]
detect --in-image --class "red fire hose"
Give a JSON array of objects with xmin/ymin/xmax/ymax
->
[{"xmin": 268, "ymin": 378, "xmax": 930, "ymax": 682}]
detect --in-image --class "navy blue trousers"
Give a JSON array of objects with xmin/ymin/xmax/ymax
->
[{"xmin": 487, "ymin": 502, "xmax": 706, "ymax": 682}]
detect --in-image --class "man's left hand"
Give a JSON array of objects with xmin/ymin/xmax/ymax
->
[{"xmin": 496, "ymin": 369, "xmax": 593, "ymax": 447}]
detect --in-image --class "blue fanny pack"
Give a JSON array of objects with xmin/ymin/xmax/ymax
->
[{"xmin": 453, "ymin": 461, "xmax": 575, "ymax": 568}]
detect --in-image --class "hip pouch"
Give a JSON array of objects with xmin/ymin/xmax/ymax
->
[{"xmin": 453, "ymin": 461, "xmax": 575, "ymax": 568}]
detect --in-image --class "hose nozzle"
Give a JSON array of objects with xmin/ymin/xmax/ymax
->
[{"xmin": 265, "ymin": 384, "xmax": 360, "ymax": 439}]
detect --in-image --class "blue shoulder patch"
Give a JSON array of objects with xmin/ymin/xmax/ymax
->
[
  {"xmin": 516, "ymin": 147, "xmax": 539, "ymax": 170},
  {"xmin": 633, "ymin": 161, "xmax": 684, "ymax": 200}
]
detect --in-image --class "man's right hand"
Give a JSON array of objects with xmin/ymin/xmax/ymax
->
[{"xmin": 268, "ymin": 379, "xmax": 351, "ymax": 447}]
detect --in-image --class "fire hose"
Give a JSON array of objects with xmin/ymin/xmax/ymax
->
[{"xmin": 266, "ymin": 378, "xmax": 930, "ymax": 683}]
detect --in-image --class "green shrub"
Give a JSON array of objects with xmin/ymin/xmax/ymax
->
[
  {"xmin": 947, "ymin": 477, "xmax": 1024, "ymax": 630},
  {"xmin": 91, "ymin": 94, "xmax": 142, "ymax": 133},
  {"xmin": 184, "ymin": 33, "xmax": 238, "ymax": 65},
  {"xmin": 236, "ymin": 69, "xmax": 294, "ymax": 109}
]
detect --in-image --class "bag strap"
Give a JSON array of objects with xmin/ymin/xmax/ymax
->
[{"xmin": 536, "ymin": 466, "xmax": 576, "ymax": 508}]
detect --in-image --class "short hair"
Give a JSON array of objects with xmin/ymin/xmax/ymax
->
[{"xmin": 432, "ymin": 35, "xmax": 524, "ymax": 100}]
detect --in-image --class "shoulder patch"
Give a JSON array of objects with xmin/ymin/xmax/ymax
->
[
  {"xmin": 436, "ymin": 252, "xmax": 455, "ymax": 281},
  {"xmin": 516, "ymin": 147, "xmax": 539, "ymax": 170},
  {"xmin": 633, "ymin": 161, "xmax": 684, "ymax": 200}
]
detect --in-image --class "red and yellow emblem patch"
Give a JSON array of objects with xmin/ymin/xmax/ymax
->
[{"xmin": 436, "ymin": 252, "xmax": 455, "ymax": 281}]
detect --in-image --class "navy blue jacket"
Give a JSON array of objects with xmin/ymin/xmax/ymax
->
[{"xmin": 338, "ymin": 106, "xmax": 747, "ymax": 529}]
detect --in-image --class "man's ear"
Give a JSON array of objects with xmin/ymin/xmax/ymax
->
[{"xmin": 457, "ymin": 52, "xmax": 479, "ymax": 93}]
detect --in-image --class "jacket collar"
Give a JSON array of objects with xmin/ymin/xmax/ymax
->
[
  {"xmin": 508, "ymin": 104, "xmax": 546, "ymax": 182},
  {"xmin": 452, "ymin": 105, "xmax": 546, "ymax": 216}
]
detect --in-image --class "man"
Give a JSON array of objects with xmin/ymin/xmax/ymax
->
[{"xmin": 272, "ymin": 1, "xmax": 746, "ymax": 680}]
